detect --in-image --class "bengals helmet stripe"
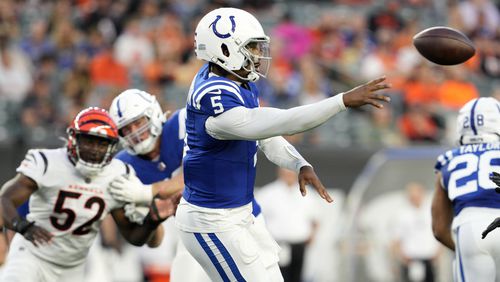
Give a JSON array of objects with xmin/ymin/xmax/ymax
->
[{"xmin": 67, "ymin": 107, "xmax": 119, "ymax": 177}]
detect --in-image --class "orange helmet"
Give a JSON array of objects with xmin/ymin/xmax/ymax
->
[{"xmin": 67, "ymin": 107, "xmax": 119, "ymax": 177}]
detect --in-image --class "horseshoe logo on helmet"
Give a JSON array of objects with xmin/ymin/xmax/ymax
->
[{"xmin": 210, "ymin": 15, "xmax": 236, "ymax": 39}]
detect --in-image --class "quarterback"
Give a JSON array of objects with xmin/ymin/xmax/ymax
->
[
  {"xmin": 432, "ymin": 97, "xmax": 500, "ymax": 282},
  {"xmin": 0, "ymin": 107, "xmax": 179, "ymax": 282},
  {"xmin": 108, "ymin": 88, "xmax": 267, "ymax": 281},
  {"xmin": 177, "ymin": 7, "xmax": 391, "ymax": 281}
]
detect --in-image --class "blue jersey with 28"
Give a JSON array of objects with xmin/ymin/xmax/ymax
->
[{"xmin": 435, "ymin": 143, "xmax": 500, "ymax": 215}]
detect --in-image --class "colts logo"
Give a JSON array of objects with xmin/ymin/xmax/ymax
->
[{"xmin": 210, "ymin": 15, "xmax": 236, "ymax": 39}]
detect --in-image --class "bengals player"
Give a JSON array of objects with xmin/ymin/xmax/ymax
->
[{"xmin": 0, "ymin": 107, "xmax": 180, "ymax": 282}]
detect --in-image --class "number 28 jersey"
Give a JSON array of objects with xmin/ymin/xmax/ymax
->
[
  {"xmin": 435, "ymin": 143, "xmax": 500, "ymax": 217},
  {"xmin": 16, "ymin": 148, "xmax": 130, "ymax": 267}
]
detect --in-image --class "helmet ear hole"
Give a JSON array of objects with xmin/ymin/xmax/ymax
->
[{"xmin": 221, "ymin": 43, "xmax": 230, "ymax": 57}]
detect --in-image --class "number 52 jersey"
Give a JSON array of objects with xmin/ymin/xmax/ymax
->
[
  {"xmin": 16, "ymin": 148, "xmax": 131, "ymax": 267},
  {"xmin": 435, "ymin": 143, "xmax": 500, "ymax": 226}
]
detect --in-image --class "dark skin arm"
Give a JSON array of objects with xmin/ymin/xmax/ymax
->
[
  {"xmin": 0, "ymin": 174, "xmax": 53, "ymax": 246},
  {"xmin": 298, "ymin": 166, "xmax": 333, "ymax": 203},
  {"xmin": 431, "ymin": 173, "xmax": 455, "ymax": 251},
  {"xmin": 110, "ymin": 192, "xmax": 182, "ymax": 247}
]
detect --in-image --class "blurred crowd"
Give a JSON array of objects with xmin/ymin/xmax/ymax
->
[{"xmin": 0, "ymin": 0, "xmax": 498, "ymax": 148}]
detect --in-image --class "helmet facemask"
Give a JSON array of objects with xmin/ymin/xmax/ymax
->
[
  {"xmin": 109, "ymin": 89, "xmax": 165, "ymax": 156},
  {"xmin": 66, "ymin": 107, "xmax": 119, "ymax": 178},
  {"xmin": 68, "ymin": 129, "xmax": 118, "ymax": 177},
  {"xmin": 119, "ymin": 115, "xmax": 160, "ymax": 155},
  {"xmin": 237, "ymin": 38, "xmax": 271, "ymax": 82}
]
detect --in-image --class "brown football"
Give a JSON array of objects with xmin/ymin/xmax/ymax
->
[{"xmin": 413, "ymin": 26, "xmax": 475, "ymax": 65}]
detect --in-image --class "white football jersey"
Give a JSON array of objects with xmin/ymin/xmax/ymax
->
[{"xmin": 16, "ymin": 148, "xmax": 131, "ymax": 267}]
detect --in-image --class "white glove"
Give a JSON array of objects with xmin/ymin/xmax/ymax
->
[
  {"xmin": 108, "ymin": 174, "xmax": 153, "ymax": 204},
  {"xmin": 124, "ymin": 203, "xmax": 150, "ymax": 224}
]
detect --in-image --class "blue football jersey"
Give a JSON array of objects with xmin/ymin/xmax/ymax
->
[
  {"xmin": 183, "ymin": 64, "xmax": 260, "ymax": 209},
  {"xmin": 435, "ymin": 143, "xmax": 500, "ymax": 215},
  {"xmin": 115, "ymin": 109, "xmax": 186, "ymax": 184}
]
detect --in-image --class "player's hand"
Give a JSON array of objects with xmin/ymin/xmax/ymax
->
[
  {"xmin": 298, "ymin": 166, "xmax": 333, "ymax": 203},
  {"xmin": 482, "ymin": 217, "xmax": 500, "ymax": 239},
  {"xmin": 109, "ymin": 174, "xmax": 153, "ymax": 204},
  {"xmin": 149, "ymin": 192, "xmax": 183, "ymax": 222},
  {"xmin": 124, "ymin": 203, "xmax": 150, "ymax": 224},
  {"xmin": 342, "ymin": 76, "xmax": 391, "ymax": 109},
  {"xmin": 489, "ymin": 171, "xmax": 500, "ymax": 190},
  {"xmin": 23, "ymin": 225, "xmax": 53, "ymax": 247}
]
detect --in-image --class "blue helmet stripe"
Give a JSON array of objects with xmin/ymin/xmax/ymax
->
[
  {"xmin": 117, "ymin": 98, "xmax": 123, "ymax": 118},
  {"xmin": 470, "ymin": 99, "xmax": 479, "ymax": 135}
]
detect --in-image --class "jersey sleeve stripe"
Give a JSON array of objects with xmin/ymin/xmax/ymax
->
[
  {"xmin": 26, "ymin": 152, "xmax": 37, "ymax": 165},
  {"xmin": 124, "ymin": 163, "xmax": 131, "ymax": 176},
  {"xmin": 191, "ymin": 80, "xmax": 241, "ymax": 107},
  {"xmin": 195, "ymin": 85, "xmax": 244, "ymax": 110},
  {"xmin": 38, "ymin": 151, "xmax": 48, "ymax": 175}
]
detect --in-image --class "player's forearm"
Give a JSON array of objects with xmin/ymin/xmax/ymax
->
[
  {"xmin": 433, "ymin": 226, "xmax": 455, "ymax": 251},
  {"xmin": 206, "ymin": 94, "xmax": 346, "ymax": 140},
  {"xmin": 114, "ymin": 210, "xmax": 162, "ymax": 247},
  {"xmin": 146, "ymin": 225, "xmax": 164, "ymax": 248},
  {"xmin": 258, "ymin": 136, "xmax": 311, "ymax": 172},
  {"xmin": 0, "ymin": 197, "xmax": 21, "ymax": 230},
  {"xmin": 431, "ymin": 202, "xmax": 455, "ymax": 250},
  {"xmin": 121, "ymin": 222, "xmax": 159, "ymax": 246},
  {"xmin": 152, "ymin": 173, "xmax": 184, "ymax": 199}
]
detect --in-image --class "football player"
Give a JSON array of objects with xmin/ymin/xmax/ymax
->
[
  {"xmin": 107, "ymin": 89, "xmax": 267, "ymax": 281},
  {"xmin": 177, "ymin": 7, "xmax": 391, "ymax": 281},
  {"xmin": 0, "ymin": 107, "xmax": 179, "ymax": 282},
  {"xmin": 432, "ymin": 97, "xmax": 500, "ymax": 282},
  {"xmin": 108, "ymin": 89, "xmax": 206, "ymax": 281}
]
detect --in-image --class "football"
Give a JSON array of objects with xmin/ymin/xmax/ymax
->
[{"xmin": 413, "ymin": 26, "xmax": 475, "ymax": 65}]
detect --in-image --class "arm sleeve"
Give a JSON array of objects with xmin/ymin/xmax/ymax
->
[
  {"xmin": 16, "ymin": 149, "xmax": 47, "ymax": 188},
  {"xmin": 205, "ymin": 93, "xmax": 346, "ymax": 140},
  {"xmin": 258, "ymin": 136, "xmax": 311, "ymax": 173}
]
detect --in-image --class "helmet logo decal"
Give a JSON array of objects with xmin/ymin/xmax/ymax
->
[{"xmin": 210, "ymin": 15, "xmax": 236, "ymax": 39}]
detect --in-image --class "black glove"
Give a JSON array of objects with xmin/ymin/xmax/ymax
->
[
  {"xmin": 489, "ymin": 172, "xmax": 500, "ymax": 193},
  {"xmin": 482, "ymin": 217, "xmax": 500, "ymax": 239}
]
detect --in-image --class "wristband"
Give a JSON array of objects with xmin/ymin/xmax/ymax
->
[{"xmin": 12, "ymin": 217, "xmax": 34, "ymax": 235}]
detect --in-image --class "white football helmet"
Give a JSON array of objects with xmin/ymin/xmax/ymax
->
[
  {"xmin": 457, "ymin": 97, "xmax": 500, "ymax": 145},
  {"xmin": 195, "ymin": 7, "xmax": 271, "ymax": 82},
  {"xmin": 109, "ymin": 89, "xmax": 166, "ymax": 155}
]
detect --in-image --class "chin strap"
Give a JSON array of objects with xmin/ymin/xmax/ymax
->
[{"xmin": 460, "ymin": 134, "xmax": 500, "ymax": 145}]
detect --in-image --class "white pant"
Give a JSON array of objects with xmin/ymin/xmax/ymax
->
[
  {"xmin": 453, "ymin": 218, "xmax": 500, "ymax": 282},
  {"xmin": 171, "ymin": 238, "xmax": 210, "ymax": 282},
  {"xmin": 1, "ymin": 235, "xmax": 84, "ymax": 282},
  {"xmin": 178, "ymin": 217, "xmax": 282, "ymax": 282},
  {"xmin": 172, "ymin": 214, "xmax": 271, "ymax": 282}
]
